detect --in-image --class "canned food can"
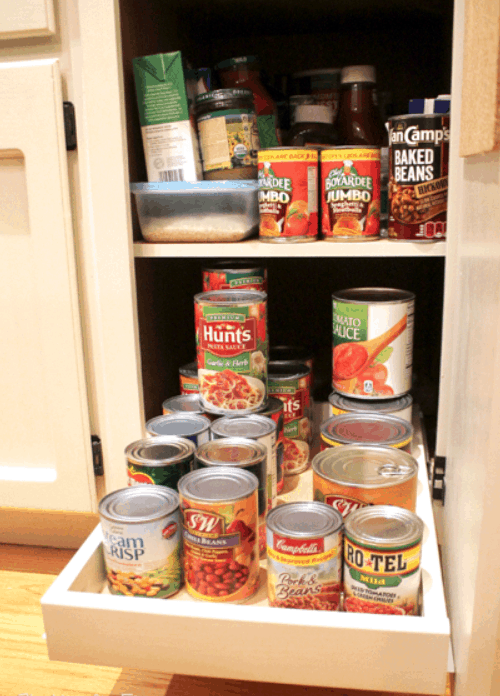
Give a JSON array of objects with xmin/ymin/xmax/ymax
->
[
  {"xmin": 388, "ymin": 114, "xmax": 449, "ymax": 241},
  {"xmin": 332, "ymin": 287, "xmax": 415, "ymax": 399},
  {"xmin": 99, "ymin": 486, "xmax": 182, "ymax": 598},
  {"xmin": 258, "ymin": 147, "xmax": 318, "ymax": 242},
  {"xmin": 266, "ymin": 502, "xmax": 343, "ymax": 610},
  {"xmin": 202, "ymin": 261, "xmax": 268, "ymax": 292},
  {"xmin": 125, "ymin": 436, "xmax": 195, "ymax": 490},
  {"xmin": 162, "ymin": 394, "xmax": 205, "ymax": 416},
  {"xmin": 328, "ymin": 390, "xmax": 413, "ymax": 423},
  {"xmin": 321, "ymin": 146, "xmax": 381, "ymax": 241},
  {"xmin": 312, "ymin": 445, "xmax": 418, "ymax": 516},
  {"xmin": 178, "ymin": 467, "xmax": 260, "ymax": 602},
  {"xmin": 257, "ymin": 397, "xmax": 285, "ymax": 494},
  {"xmin": 179, "ymin": 361, "xmax": 199, "ymax": 394},
  {"xmin": 344, "ymin": 505, "xmax": 423, "ymax": 615},
  {"xmin": 320, "ymin": 413, "xmax": 413, "ymax": 453},
  {"xmin": 267, "ymin": 361, "xmax": 311, "ymax": 475},
  {"xmin": 194, "ymin": 290, "xmax": 268, "ymax": 415},
  {"xmin": 270, "ymin": 345, "xmax": 315, "ymax": 392},
  {"xmin": 145, "ymin": 413, "xmax": 211, "ymax": 447}
]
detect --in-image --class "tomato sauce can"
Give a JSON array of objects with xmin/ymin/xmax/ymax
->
[
  {"xmin": 99, "ymin": 486, "xmax": 183, "ymax": 598},
  {"xmin": 388, "ymin": 114, "xmax": 449, "ymax": 241},
  {"xmin": 257, "ymin": 397, "xmax": 285, "ymax": 494},
  {"xmin": 145, "ymin": 413, "xmax": 211, "ymax": 447},
  {"xmin": 332, "ymin": 287, "xmax": 415, "ymax": 399},
  {"xmin": 194, "ymin": 290, "xmax": 268, "ymax": 415},
  {"xmin": 328, "ymin": 390, "xmax": 413, "ymax": 424},
  {"xmin": 266, "ymin": 501, "xmax": 343, "ymax": 610},
  {"xmin": 312, "ymin": 445, "xmax": 418, "ymax": 516},
  {"xmin": 202, "ymin": 261, "xmax": 268, "ymax": 292},
  {"xmin": 320, "ymin": 413, "xmax": 413, "ymax": 453},
  {"xmin": 179, "ymin": 361, "xmax": 199, "ymax": 394},
  {"xmin": 258, "ymin": 147, "xmax": 318, "ymax": 242},
  {"xmin": 178, "ymin": 467, "xmax": 260, "ymax": 602},
  {"xmin": 321, "ymin": 147, "xmax": 381, "ymax": 241},
  {"xmin": 125, "ymin": 436, "xmax": 195, "ymax": 490},
  {"xmin": 344, "ymin": 505, "xmax": 423, "ymax": 615}
]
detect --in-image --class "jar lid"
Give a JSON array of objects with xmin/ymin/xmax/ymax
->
[
  {"xmin": 216, "ymin": 56, "xmax": 258, "ymax": 70},
  {"xmin": 294, "ymin": 104, "xmax": 333, "ymax": 124},
  {"xmin": 178, "ymin": 467, "xmax": 259, "ymax": 502},
  {"xmin": 99, "ymin": 486, "xmax": 179, "ymax": 524},
  {"xmin": 211, "ymin": 414, "xmax": 276, "ymax": 440},
  {"xmin": 195, "ymin": 88, "xmax": 254, "ymax": 106},
  {"xmin": 125, "ymin": 436, "xmax": 195, "ymax": 467},
  {"xmin": 341, "ymin": 65, "xmax": 376, "ymax": 84},
  {"xmin": 266, "ymin": 501, "xmax": 343, "ymax": 538},
  {"xmin": 196, "ymin": 437, "xmax": 267, "ymax": 467},
  {"xmin": 344, "ymin": 505, "xmax": 423, "ymax": 547}
]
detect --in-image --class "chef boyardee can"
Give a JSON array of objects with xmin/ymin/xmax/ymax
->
[
  {"xmin": 125, "ymin": 436, "xmax": 194, "ymax": 490},
  {"xmin": 257, "ymin": 397, "xmax": 285, "ymax": 494},
  {"xmin": 178, "ymin": 467, "xmax": 260, "ymax": 602},
  {"xmin": 328, "ymin": 391, "xmax": 413, "ymax": 424},
  {"xmin": 179, "ymin": 361, "xmax": 199, "ymax": 394},
  {"xmin": 267, "ymin": 502, "xmax": 343, "ymax": 611},
  {"xmin": 344, "ymin": 505, "xmax": 423, "ymax": 615},
  {"xmin": 145, "ymin": 413, "xmax": 211, "ymax": 447},
  {"xmin": 99, "ymin": 486, "xmax": 182, "ymax": 598},
  {"xmin": 320, "ymin": 413, "xmax": 413, "ymax": 453},
  {"xmin": 202, "ymin": 261, "xmax": 268, "ymax": 292}
]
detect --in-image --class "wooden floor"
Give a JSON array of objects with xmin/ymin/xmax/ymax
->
[{"xmin": 0, "ymin": 543, "xmax": 453, "ymax": 696}]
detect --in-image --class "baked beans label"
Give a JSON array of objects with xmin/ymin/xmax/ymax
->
[
  {"xmin": 202, "ymin": 268, "xmax": 267, "ymax": 292},
  {"xmin": 268, "ymin": 377, "xmax": 311, "ymax": 475}
]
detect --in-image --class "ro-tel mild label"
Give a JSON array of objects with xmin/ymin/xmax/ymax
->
[
  {"xmin": 268, "ymin": 376, "xmax": 311, "ymax": 475},
  {"xmin": 388, "ymin": 115, "xmax": 449, "ymax": 240},
  {"xmin": 202, "ymin": 267, "xmax": 267, "ymax": 292},
  {"xmin": 332, "ymin": 298, "xmax": 414, "ymax": 399},
  {"xmin": 267, "ymin": 531, "xmax": 342, "ymax": 610},
  {"xmin": 197, "ymin": 109, "xmax": 259, "ymax": 173},
  {"xmin": 321, "ymin": 148, "xmax": 380, "ymax": 239},
  {"xmin": 343, "ymin": 535, "xmax": 422, "ymax": 615},
  {"xmin": 258, "ymin": 149, "xmax": 318, "ymax": 240},
  {"xmin": 101, "ymin": 513, "xmax": 182, "ymax": 598}
]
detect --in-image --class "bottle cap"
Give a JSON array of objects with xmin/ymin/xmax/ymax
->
[
  {"xmin": 295, "ymin": 104, "xmax": 333, "ymax": 124},
  {"xmin": 341, "ymin": 65, "xmax": 376, "ymax": 84}
]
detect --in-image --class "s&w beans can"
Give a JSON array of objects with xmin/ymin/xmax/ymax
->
[
  {"xmin": 202, "ymin": 261, "xmax": 268, "ymax": 292},
  {"xmin": 125, "ymin": 436, "xmax": 195, "ymax": 490},
  {"xmin": 328, "ymin": 390, "xmax": 413, "ymax": 424},
  {"xmin": 320, "ymin": 413, "xmax": 413, "ymax": 453}
]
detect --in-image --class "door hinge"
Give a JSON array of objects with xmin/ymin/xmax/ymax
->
[
  {"xmin": 91, "ymin": 435, "xmax": 104, "ymax": 476},
  {"xmin": 63, "ymin": 101, "xmax": 77, "ymax": 151},
  {"xmin": 431, "ymin": 455, "xmax": 446, "ymax": 502}
]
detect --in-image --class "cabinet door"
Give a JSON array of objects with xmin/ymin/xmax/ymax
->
[
  {"xmin": 0, "ymin": 0, "xmax": 55, "ymax": 39},
  {"xmin": 0, "ymin": 59, "xmax": 95, "ymax": 514}
]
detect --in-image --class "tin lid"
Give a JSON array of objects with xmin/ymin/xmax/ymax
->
[
  {"xmin": 257, "ymin": 396, "xmax": 285, "ymax": 416},
  {"xmin": 178, "ymin": 467, "xmax": 259, "ymax": 502},
  {"xmin": 344, "ymin": 505, "xmax": 423, "ymax": 548},
  {"xmin": 125, "ymin": 436, "xmax": 195, "ymax": 467},
  {"xmin": 179, "ymin": 361, "xmax": 197, "ymax": 378},
  {"xmin": 268, "ymin": 360, "xmax": 311, "ymax": 381},
  {"xmin": 196, "ymin": 437, "xmax": 267, "ymax": 467},
  {"xmin": 216, "ymin": 55, "xmax": 258, "ymax": 69},
  {"xmin": 312, "ymin": 445, "xmax": 418, "ymax": 489},
  {"xmin": 194, "ymin": 289, "xmax": 267, "ymax": 305},
  {"xmin": 332, "ymin": 287, "xmax": 415, "ymax": 304},
  {"xmin": 162, "ymin": 394, "xmax": 205, "ymax": 414},
  {"xmin": 99, "ymin": 486, "xmax": 179, "ymax": 524},
  {"xmin": 195, "ymin": 88, "xmax": 254, "ymax": 106},
  {"xmin": 270, "ymin": 345, "xmax": 313, "ymax": 364},
  {"xmin": 211, "ymin": 414, "xmax": 276, "ymax": 439},
  {"xmin": 321, "ymin": 413, "xmax": 413, "ymax": 447},
  {"xmin": 266, "ymin": 501, "xmax": 342, "ymax": 538},
  {"xmin": 145, "ymin": 414, "xmax": 210, "ymax": 438},
  {"xmin": 328, "ymin": 391, "xmax": 413, "ymax": 415}
]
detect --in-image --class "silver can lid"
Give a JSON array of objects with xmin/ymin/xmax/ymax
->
[
  {"xmin": 145, "ymin": 413, "xmax": 211, "ymax": 438},
  {"xmin": 194, "ymin": 289, "xmax": 267, "ymax": 305},
  {"xmin": 257, "ymin": 396, "xmax": 285, "ymax": 417},
  {"xmin": 125, "ymin": 436, "xmax": 195, "ymax": 467},
  {"xmin": 332, "ymin": 287, "xmax": 415, "ymax": 304},
  {"xmin": 312, "ymin": 445, "xmax": 418, "ymax": 490},
  {"xmin": 162, "ymin": 394, "xmax": 205, "ymax": 414},
  {"xmin": 211, "ymin": 414, "xmax": 276, "ymax": 440},
  {"xmin": 344, "ymin": 505, "xmax": 423, "ymax": 547},
  {"xmin": 178, "ymin": 467, "xmax": 258, "ymax": 502},
  {"xmin": 328, "ymin": 391, "xmax": 413, "ymax": 415},
  {"xmin": 267, "ymin": 501, "xmax": 342, "ymax": 538},
  {"xmin": 321, "ymin": 413, "xmax": 413, "ymax": 447},
  {"xmin": 196, "ymin": 437, "xmax": 267, "ymax": 467},
  {"xmin": 99, "ymin": 486, "xmax": 179, "ymax": 524}
]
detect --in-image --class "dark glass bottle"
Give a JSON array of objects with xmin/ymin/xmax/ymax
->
[{"xmin": 337, "ymin": 65, "xmax": 386, "ymax": 146}]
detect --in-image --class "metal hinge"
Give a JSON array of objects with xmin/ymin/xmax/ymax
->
[
  {"xmin": 91, "ymin": 435, "xmax": 104, "ymax": 476},
  {"xmin": 63, "ymin": 101, "xmax": 77, "ymax": 151},
  {"xmin": 431, "ymin": 455, "xmax": 446, "ymax": 502}
]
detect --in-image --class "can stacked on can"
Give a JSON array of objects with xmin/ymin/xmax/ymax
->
[
  {"xmin": 257, "ymin": 397, "xmax": 285, "ymax": 493},
  {"xmin": 320, "ymin": 413, "xmax": 413, "ymax": 453},
  {"xmin": 328, "ymin": 391, "xmax": 413, "ymax": 423},
  {"xmin": 202, "ymin": 262, "xmax": 267, "ymax": 292},
  {"xmin": 125, "ymin": 436, "xmax": 195, "ymax": 490},
  {"xmin": 145, "ymin": 413, "xmax": 211, "ymax": 447},
  {"xmin": 179, "ymin": 362, "xmax": 199, "ymax": 394}
]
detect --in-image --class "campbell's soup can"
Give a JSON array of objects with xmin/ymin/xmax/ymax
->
[
  {"xmin": 328, "ymin": 390, "xmax": 413, "ymax": 424},
  {"xmin": 125, "ymin": 436, "xmax": 195, "ymax": 490},
  {"xmin": 194, "ymin": 290, "xmax": 268, "ymax": 415},
  {"xmin": 178, "ymin": 467, "xmax": 260, "ymax": 602},
  {"xmin": 266, "ymin": 502, "xmax": 343, "ymax": 610},
  {"xmin": 179, "ymin": 361, "xmax": 199, "ymax": 394},
  {"xmin": 321, "ymin": 147, "xmax": 381, "ymax": 241},
  {"xmin": 202, "ymin": 262, "xmax": 267, "ymax": 292},
  {"xmin": 320, "ymin": 413, "xmax": 413, "ymax": 453},
  {"xmin": 257, "ymin": 397, "xmax": 285, "ymax": 494},
  {"xmin": 332, "ymin": 287, "xmax": 415, "ymax": 399},
  {"xmin": 258, "ymin": 147, "xmax": 318, "ymax": 242},
  {"xmin": 388, "ymin": 114, "xmax": 449, "ymax": 241},
  {"xmin": 344, "ymin": 506, "xmax": 423, "ymax": 615}
]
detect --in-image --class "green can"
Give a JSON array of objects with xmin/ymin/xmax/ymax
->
[{"xmin": 125, "ymin": 436, "xmax": 195, "ymax": 490}]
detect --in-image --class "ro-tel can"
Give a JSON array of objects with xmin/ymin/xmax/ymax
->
[
  {"xmin": 332, "ymin": 287, "xmax": 415, "ymax": 399},
  {"xmin": 267, "ymin": 361, "xmax": 311, "ymax": 476},
  {"xmin": 195, "ymin": 437, "xmax": 268, "ymax": 556},
  {"xmin": 258, "ymin": 147, "xmax": 318, "ymax": 242},
  {"xmin": 321, "ymin": 147, "xmax": 381, "ymax": 241},
  {"xmin": 194, "ymin": 290, "xmax": 268, "ymax": 415},
  {"xmin": 125, "ymin": 436, "xmax": 195, "ymax": 490},
  {"xmin": 328, "ymin": 390, "xmax": 413, "ymax": 424},
  {"xmin": 145, "ymin": 413, "xmax": 211, "ymax": 448},
  {"xmin": 99, "ymin": 486, "xmax": 182, "ymax": 598},
  {"xmin": 257, "ymin": 397, "xmax": 285, "ymax": 494},
  {"xmin": 266, "ymin": 501, "xmax": 343, "ymax": 610},
  {"xmin": 388, "ymin": 114, "xmax": 449, "ymax": 241},
  {"xmin": 343, "ymin": 505, "xmax": 424, "ymax": 615},
  {"xmin": 320, "ymin": 413, "xmax": 413, "ymax": 454},
  {"xmin": 178, "ymin": 467, "xmax": 260, "ymax": 602},
  {"xmin": 312, "ymin": 445, "xmax": 418, "ymax": 517},
  {"xmin": 179, "ymin": 361, "xmax": 199, "ymax": 394},
  {"xmin": 202, "ymin": 261, "xmax": 268, "ymax": 292}
]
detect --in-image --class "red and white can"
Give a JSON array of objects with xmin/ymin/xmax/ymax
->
[{"xmin": 202, "ymin": 262, "xmax": 267, "ymax": 292}]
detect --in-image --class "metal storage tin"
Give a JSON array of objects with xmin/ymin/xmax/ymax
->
[
  {"xmin": 320, "ymin": 413, "xmax": 413, "ymax": 453},
  {"xmin": 145, "ymin": 413, "xmax": 211, "ymax": 447},
  {"xmin": 125, "ymin": 436, "xmax": 195, "ymax": 490},
  {"xmin": 328, "ymin": 391, "xmax": 413, "ymax": 423},
  {"xmin": 99, "ymin": 486, "xmax": 182, "ymax": 598},
  {"xmin": 257, "ymin": 397, "xmax": 285, "ymax": 493}
]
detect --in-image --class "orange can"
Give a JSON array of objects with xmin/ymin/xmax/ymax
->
[{"xmin": 179, "ymin": 361, "xmax": 199, "ymax": 395}]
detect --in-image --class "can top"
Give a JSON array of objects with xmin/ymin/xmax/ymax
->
[
  {"xmin": 196, "ymin": 437, "xmax": 267, "ymax": 467},
  {"xmin": 344, "ymin": 505, "xmax": 423, "ymax": 547},
  {"xmin": 257, "ymin": 396, "xmax": 285, "ymax": 416},
  {"xmin": 162, "ymin": 394, "xmax": 205, "ymax": 414},
  {"xmin": 328, "ymin": 391, "xmax": 413, "ymax": 415},
  {"xmin": 194, "ymin": 289, "xmax": 267, "ymax": 305},
  {"xmin": 321, "ymin": 145, "xmax": 380, "ymax": 153},
  {"xmin": 145, "ymin": 414, "xmax": 210, "ymax": 438},
  {"xmin": 125, "ymin": 436, "xmax": 195, "ymax": 467},
  {"xmin": 195, "ymin": 88, "xmax": 254, "ymax": 106},
  {"xmin": 99, "ymin": 486, "xmax": 179, "ymax": 524},
  {"xmin": 266, "ymin": 501, "xmax": 343, "ymax": 538},
  {"xmin": 332, "ymin": 287, "xmax": 415, "ymax": 304},
  {"xmin": 321, "ymin": 413, "xmax": 413, "ymax": 447},
  {"xmin": 312, "ymin": 445, "xmax": 418, "ymax": 489},
  {"xmin": 258, "ymin": 146, "xmax": 319, "ymax": 152},
  {"xmin": 268, "ymin": 360, "xmax": 311, "ymax": 381},
  {"xmin": 211, "ymin": 414, "xmax": 276, "ymax": 440},
  {"xmin": 179, "ymin": 361, "xmax": 197, "ymax": 378},
  {"xmin": 178, "ymin": 467, "xmax": 259, "ymax": 502}
]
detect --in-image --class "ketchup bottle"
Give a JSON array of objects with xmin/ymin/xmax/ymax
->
[{"xmin": 336, "ymin": 65, "xmax": 386, "ymax": 146}]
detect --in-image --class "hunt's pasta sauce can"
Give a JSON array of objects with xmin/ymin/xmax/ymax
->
[
  {"xmin": 194, "ymin": 290, "xmax": 268, "ymax": 415},
  {"xmin": 202, "ymin": 262, "xmax": 267, "ymax": 292}
]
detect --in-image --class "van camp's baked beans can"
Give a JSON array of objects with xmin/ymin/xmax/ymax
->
[
  {"xmin": 332, "ymin": 288, "xmax": 415, "ymax": 399},
  {"xmin": 178, "ymin": 467, "xmax": 260, "ymax": 602},
  {"xmin": 202, "ymin": 262, "xmax": 268, "ymax": 292},
  {"xmin": 194, "ymin": 290, "xmax": 268, "ymax": 415},
  {"xmin": 328, "ymin": 391, "xmax": 413, "ymax": 424},
  {"xmin": 145, "ymin": 413, "xmax": 211, "ymax": 448},
  {"xmin": 257, "ymin": 397, "xmax": 285, "ymax": 494},
  {"xmin": 125, "ymin": 436, "xmax": 195, "ymax": 490},
  {"xmin": 266, "ymin": 502, "xmax": 343, "ymax": 610},
  {"xmin": 320, "ymin": 413, "xmax": 413, "ymax": 453},
  {"xmin": 179, "ymin": 362, "xmax": 199, "ymax": 394},
  {"xmin": 321, "ymin": 147, "xmax": 381, "ymax": 241},
  {"xmin": 388, "ymin": 114, "xmax": 449, "ymax": 241},
  {"xmin": 99, "ymin": 486, "xmax": 182, "ymax": 598},
  {"xmin": 344, "ymin": 505, "xmax": 423, "ymax": 615},
  {"xmin": 312, "ymin": 445, "xmax": 418, "ymax": 516},
  {"xmin": 258, "ymin": 147, "xmax": 318, "ymax": 242}
]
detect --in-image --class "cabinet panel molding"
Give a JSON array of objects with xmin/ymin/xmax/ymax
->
[{"xmin": 0, "ymin": 0, "xmax": 55, "ymax": 39}]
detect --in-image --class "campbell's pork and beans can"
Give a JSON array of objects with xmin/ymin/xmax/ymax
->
[
  {"xmin": 328, "ymin": 391, "xmax": 413, "ymax": 424},
  {"xmin": 257, "ymin": 397, "xmax": 285, "ymax": 494},
  {"xmin": 202, "ymin": 262, "xmax": 267, "ymax": 292},
  {"xmin": 258, "ymin": 147, "xmax": 318, "ymax": 242},
  {"xmin": 320, "ymin": 413, "xmax": 413, "ymax": 453},
  {"xmin": 179, "ymin": 362, "xmax": 199, "ymax": 394},
  {"xmin": 321, "ymin": 147, "xmax": 381, "ymax": 241},
  {"xmin": 332, "ymin": 287, "xmax": 415, "ymax": 399},
  {"xmin": 388, "ymin": 114, "xmax": 449, "ymax": 242},
  {"xmin": 125, "ymin": 436, "xmax": 195, "ymax": 490}
]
